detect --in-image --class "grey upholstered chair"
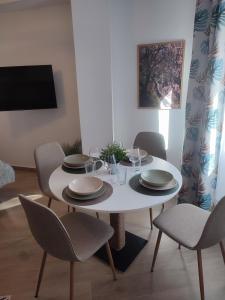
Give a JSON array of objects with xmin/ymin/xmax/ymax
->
[
  {"xmin": 34, "ymin": 142, "xmax": 65, "ymax": 208},
  {"xmin": 134, "ymin": 132, "xmax": 167, "ymax": 229},
  {"xmin": 150, "ymin": 199, "xmax": 225, "ymax": 300},
  {"xmin": 19, "ymin": 194, "xmax": 116, "ymax": 300}
]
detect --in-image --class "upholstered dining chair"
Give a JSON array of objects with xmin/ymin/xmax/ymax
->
[
  {"xmin": 133, "ymin": 131, "xmax": 167, "ymax": 229},
  {"xmin": 34, "ymin": 142, "xmax": 65, "ymax": 208},
  {"xmin": 19, "ymin": 194, "xmax": 117, "ymax": 300},
  {"xmin": 150, "ymin": 199, "xmax": 225, "ymax": 300}
]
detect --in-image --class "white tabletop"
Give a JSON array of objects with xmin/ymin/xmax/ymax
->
[{"xmin": 49, "ymin": 156, "xmax": 182, "ymax": 213}]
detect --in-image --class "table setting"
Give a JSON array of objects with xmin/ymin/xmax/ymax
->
[
  {"xmin": 61, "ymin": 153, "xmax": 103, "ymax": 174},
  {"xmin": 59, "ymin": 143, "xmax": 179, "ymax": 204},
  {"xmin": 49, "ymin": 142, "xmax": 182, "ymax": 271},
  {"xmin": 62, "ymin": 175, "xmax": 113, "ymax": 207}
]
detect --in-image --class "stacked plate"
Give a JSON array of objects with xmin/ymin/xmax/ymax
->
[
  {"xmin": 66, "ymin": 176, "xmax": 105, "ymax": 201},
  {"xmin": 63, "ymin": 154, "xmax": 91, "ymax": 169},
  {"xmin": 139, "ymin": 169, "xmax": 177, "ymax": 190}
]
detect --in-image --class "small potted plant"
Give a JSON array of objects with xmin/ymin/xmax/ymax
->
[{"xmin": 100, "ymin": 142, "xmax": 127, "ymax": 174}]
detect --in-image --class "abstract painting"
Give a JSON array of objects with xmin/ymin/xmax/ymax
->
[{"xmin": 138, "ymin": 40, "xmax": 185, "ymax": 109}]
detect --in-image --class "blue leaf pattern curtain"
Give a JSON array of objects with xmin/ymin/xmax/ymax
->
[{"xmin": 178, "ymin": 0, "xmax": 225, "ymax": 209}]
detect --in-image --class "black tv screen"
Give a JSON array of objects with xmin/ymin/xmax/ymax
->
[{"xmin": 0, "ymin": 65, "xmax": 57, "ymax": 111}]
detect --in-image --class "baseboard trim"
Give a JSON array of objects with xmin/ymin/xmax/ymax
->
[{"xmin": 12, "ymin": 165, "xmax": 36, "ymax": 172}]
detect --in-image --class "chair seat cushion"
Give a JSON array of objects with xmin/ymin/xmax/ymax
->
[
  {"xmin": 153, "ymin": 204, "xmax": 210, "ymax": 249},
  {"xmin": 61, "ymin": 212, "xmax": 114, "ymax": 261}
]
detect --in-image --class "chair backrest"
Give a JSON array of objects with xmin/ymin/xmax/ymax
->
[
  {"xmin": 133, "ymin": 132, "xmax": 167, "ymax": 160},
  {"xmin": 19, "ymin": 194, "xmax": 76, "ymax": 261},
  {"xmin": 34, "ymin": 142, "xmax": 65, "ymax": 196},
  {"xmin": 197, "ymin": 196, "xmax": 225, "ymax": 249}
]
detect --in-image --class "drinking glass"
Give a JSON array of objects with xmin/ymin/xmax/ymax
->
[
  {"xmin": 107, "ymin": 154, "xmax": 117, "ymax": 174},
  {"xmin": 116, "ymin": 165, "xmax": 127, "ymax": 185},
  {"xmin": 127, "ymin": 147, "xmax": 141, "ymax": 172}
]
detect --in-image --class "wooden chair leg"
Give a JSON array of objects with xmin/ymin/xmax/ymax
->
[
  {"xmin": 35, "ymin": 251, "xmax": 47, "ymax": 298},
  {"xmin": 72, "ymin": 207, "xmax": 76, "ymax": 213},
  {"xmin": 47, "ymin": 198, "xmax": 52, "ymax": 208},
  {"xmin": 96, "ymin": 212, "xmax": 100, "ymax": 219},
  {"xmin": 105, "ymin": 242, "xmax": 117, "ymax": 280},
  {"xmin": 197, "ymin": 249, "xmax": 205, "ymax": 300},
  {"xmin": 219, "ymin": 241, "xmax": 225, "ymax": 264},
  {"xmin": 149, "ymin": 208, "xmax": 153, "ymax": 230},
  {"xmin": 70, "ymin": 262, "xmax": 74, "ymax": 300},
  {"xmin": 151, "ymin": 230, "xmax": 162, "ymax": 272}
]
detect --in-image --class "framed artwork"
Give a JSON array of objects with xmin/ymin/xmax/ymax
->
[{"xmin": 137, "ymin": 40, "xmax": 185, "ymax": 109}]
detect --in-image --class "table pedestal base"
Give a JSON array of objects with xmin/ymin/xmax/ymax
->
[
  {"xmin": 110, "ymin": 213, "xmax": 125, "ymax": 250},
  {"xmin": 95, "ymin": 231, "xmax": 147, "ymax": 272}
]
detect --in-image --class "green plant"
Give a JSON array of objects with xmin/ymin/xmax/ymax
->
[
  {"xmin": 100, "ymin": 143, "xmax": 127, "ymax": 163},
  {"xmin": 61, "ymin": 140, "xmax": 82, "ymax": 156}
]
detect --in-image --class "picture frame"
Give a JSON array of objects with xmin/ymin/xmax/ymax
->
[{"xmin": 137, "ymin": 40, "xmax": 185, "ymax": 109}]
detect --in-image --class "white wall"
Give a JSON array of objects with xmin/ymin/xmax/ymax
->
[
  {"xmin": 0, "ymin": 0, "xmax": 80, "ymax": 167},
  {"xmin": 71, "ymin": 0, "xmax": 195, "ymax": 167},
  {"xmin": 71, "ymin": 0, "xmax": 113, "ymax": 154},
  {"xmin": 110, "ymin": 0, "xmax": 196, "ymax": 168}
]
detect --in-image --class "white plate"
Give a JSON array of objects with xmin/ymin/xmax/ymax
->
[
  {"xmin": 139, "ymin": 178, "xmax": 177, "ymax": 191},
  {"xmin": 66, "ymin": 186, "xmax": 105, "ymax": 201},
  {"xmin": 68, "ymin": 176, "xmax": 103, "ymax": 196},
  {"xmin": 63, "ymin": 162, "xmax": 85, "ymax": 169},
  {"xmin": 64, "ymin": 154, "xmax": 90, "ymax": 167},
  {"xmin": 141, "ymin": 169, "xmax": 173, "ymax": 187}
]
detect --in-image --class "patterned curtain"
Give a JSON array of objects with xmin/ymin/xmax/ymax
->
[{"xmin": 178, "ymin": 0, "xmax": 225, "ymax": 209}]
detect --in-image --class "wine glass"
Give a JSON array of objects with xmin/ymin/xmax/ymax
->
[
  {"xmin": 89, "ymin": 147, "xmax": 101, "ymax": 175},
  {"xmin": 84, "ymin": 161, "xmax": 94, "ymax": 175},
  {"xmin": 107, "ymin": 154, "xmax": 116, "ymax": 165},
  {"xmin": 113, "ymin": 140, "xmax": 123, "ymax": 148},
  {"xmin": 127, "ymin": 147, "xmax": 141, "ymax": 172},
  {"xmin": 89, "ymin": 147, "xmax": 100, "ymax": 160},
  {"xmin": 107, "ymin": 154, "xmax": 118, "ymax": 184}
]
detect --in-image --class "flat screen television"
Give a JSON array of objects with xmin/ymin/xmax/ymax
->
[{"xmin": 0, "ymin": 65, "xmax": 57, "ymax": 111}]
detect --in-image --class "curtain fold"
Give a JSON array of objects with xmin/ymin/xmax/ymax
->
[{"xmin": 178, "ymin": 0, "xmax": 225, "ymax": 209}]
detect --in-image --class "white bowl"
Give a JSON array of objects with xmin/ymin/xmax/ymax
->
[
  {"xmin": 141, "ymin": 169, "xmax": 173, "ymax": 187},
  {"xmin": 68, "ymin": 176, "xmax": 103, "ymax": 195},
  {"xmin": 139, "ymin": 178, "xmax": 177, "ymax": 190},
  {"xmin": 64, "ymin": 154, "xmax": 90, "ymax": 167}
]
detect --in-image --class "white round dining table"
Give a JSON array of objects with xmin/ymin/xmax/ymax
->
[{"xmin": 49, "ymin": 156, "xmax": 182, "ymax": 254}]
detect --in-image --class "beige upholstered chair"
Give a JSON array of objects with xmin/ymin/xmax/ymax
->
[
  {"xmin": 134, "ymin": 132, "xmax": 167, "ymax": 229},
  {"xmin": 34, "ymin": 142, "xmax": 65, "ymax": 208},
  {"xmin": 150, "ymin": 199, "xmax": 225, "ymax": 300},
  {"xmin": 19, "ymin": 194, "xmax": 116, "ymax": 300}
]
